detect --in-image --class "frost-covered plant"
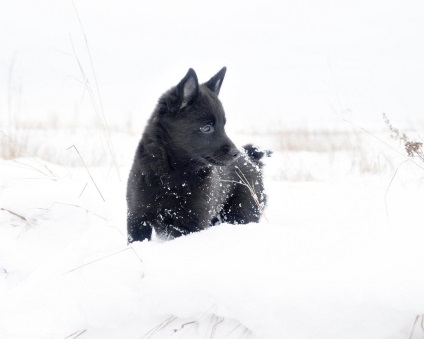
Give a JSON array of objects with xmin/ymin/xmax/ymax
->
[{"xmin": 383, "ymin": 113, "xmax": 424, "ymax": 162}]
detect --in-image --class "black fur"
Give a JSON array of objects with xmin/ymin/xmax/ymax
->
[{"xmin": 127, "ymin": 67, "xmax": 268, "ymax": 242}]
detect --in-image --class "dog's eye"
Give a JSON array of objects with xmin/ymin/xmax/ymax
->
[{"xmin": 200, "ymin": 125, "xmax": 214, "ymax": 133}]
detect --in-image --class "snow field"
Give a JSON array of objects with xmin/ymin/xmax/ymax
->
[
  {"xmin": 1, "ymin": 0, "xmax": 424, "ymax": 337},
  {"xmin": 1, "ymin": 129, "xmax": 424, "ymax": 338}
]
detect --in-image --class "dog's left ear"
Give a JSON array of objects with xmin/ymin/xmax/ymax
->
[
  {"xmin": 204, "ymin": 67, "xmax": 227, "ymax": 95},
  {"xmin": 177, "ymin": 68, "xmax": 199, "ymax": 109}
]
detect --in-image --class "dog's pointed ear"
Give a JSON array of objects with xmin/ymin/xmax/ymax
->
[
  {"xmin": 204, "ymin": 67, "xmax": 227, "ymax": 95},
  {"xmin": 177, "ymin": 68, "xmax": 199, "ymax": 109}
]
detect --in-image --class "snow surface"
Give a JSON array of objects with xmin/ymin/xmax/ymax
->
[
  {"xmin": 1, "ymin": 1, "xmax": 424, "ymax": 337},
  {"xmin": 1, "ymin": 136, "xmax": 424, "ymax": 338}
]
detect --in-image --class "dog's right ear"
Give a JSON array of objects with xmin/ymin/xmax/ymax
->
[
  {"xmin": 204, "ymin": 67, "xmax": 226, "ymax": 95},
  {"xmin": 177, "ymin": 68, "xmax": 199, "ymax": 109}
]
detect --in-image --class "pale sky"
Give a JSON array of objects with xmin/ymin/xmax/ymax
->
[{"xmin": 1, "ymin": 0, "xmax": 423, "ymax": 130}]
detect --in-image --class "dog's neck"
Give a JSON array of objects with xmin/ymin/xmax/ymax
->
[{"xmin": 139, "ymin": 134, "xmax": 211, "ymax": 179}]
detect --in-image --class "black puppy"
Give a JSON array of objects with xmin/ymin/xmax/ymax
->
[{"xmin": 127, "ymin": 67, "xmax": 268, "ymax": 242}]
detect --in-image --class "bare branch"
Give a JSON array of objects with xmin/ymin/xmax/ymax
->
[
  {"xmin": 0, "ymin": 207, "xmax": 27, "ymax": 222},
  {"xmin": 67, "ymin": 145, "xmax": 105, "ymax": 202},
  {"xmin": 64, "ymin": 247, "xmax": 131, "ymax": 275}
]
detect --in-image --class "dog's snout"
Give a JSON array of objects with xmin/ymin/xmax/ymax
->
[
  {"xmin": 230, "ymin": 147, "xmax": 240, "ymax": 160},
  {"xmin": 222, "ymin": 144, "xmax": 240, "ymax": 161}
]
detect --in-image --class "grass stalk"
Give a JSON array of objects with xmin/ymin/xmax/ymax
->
[
  {"xmin": 70, "ymin": 0, "xmax": 121, "ymax": 181},
  {"xmin": 67, "ymin": 145, "xmax": 105, "ymax": 202}
]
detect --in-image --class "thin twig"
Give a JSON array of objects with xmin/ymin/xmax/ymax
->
[
  {"xmin": 70, "ymin": 0, "xmax": 121, "ymax": 181},
  {"xmin": 0, "ymin": 207, "xmax": 27, "ymax": 222},
  {"xmin": 64, "ymin": 329, "xmax": 87, "ymax": 339},
  {"xmin": 64, "ymin": 247, "xmax": 131, "ymax": 275},
  {"xmin": 69, "ymin": 36, "xmax": 99, "ymax": 113},
  {"xmin": 39, "ymin": 203, "xmax": 144, "ymax": 272},
  {"xmin": 342, "ymin": 118, "xmax": 424, "ymax": 171},
  {"xmin": 72, "ymin": 330, "xmax": 87, "ymax": 339},
  {"xmin": 384, "ymin": 160, "xmax": 410, "ymax": 226},
  {"xmin": 225, "ymin": 323, "xmax": 241, "ymax": 336},
  {"xmin": 68, "ymin": 35, "xmax": 108, "ymax": 161},
  {"xmin": 171, "ymin": 321, "xmax": 197, "ymax": 334},
  {"xmin": 128, "ymin": 243, "xmax": 144, "ymax": 267},
  {"xmin": 210, "ymin": 315, "xmax": 224, "ymax": 339},
  {"xmin": 8, "ymin": 53, "xmax": 17, "ymax": 131},
  {"xmin": 67, "ymin": 145, "xmax": 105, "ymax": 202},
  {"xmin": 39, "ymin": 202, "xmax": 107, "ymax": 221},
  {"xmin": 409, "ymin": 315, "xmax": 421, "ymax": 339},
  {"xmin": 241, "ymin": 328, "xmax": 252, "ymax": 339},
  {"xmin": 383, "ymin": 113, "xmax": 424, "ymax": 161},
  {"xmin": 235, "ymin": 168, "xmax": 262, "ymax": 209},
  {"xmin": 221, "ymin": 177, "xmax": 269, "ymax": 224},
  {"xmin": 79, "ymin": 182, "xmax": 88, "ymax": 198},
  {"xmin": 143, "ymin": 316, "xmax": 177, "ymax": 339},
  {"xmin": 220, "ymin": 166, "xmax": 269, "ymax": 223}
]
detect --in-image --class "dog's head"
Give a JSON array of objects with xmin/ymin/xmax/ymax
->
[{"xmin": 156, "ymin": 67, "xmax": 240, "ymax": 166}]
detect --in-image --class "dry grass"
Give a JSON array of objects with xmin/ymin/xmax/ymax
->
[
  {"xmin": 253, "ymin": 125, "xmax": 396, "ymax": 181},
  {"xmin": 2, "ymin": 116, "xmax": 420, "ymax": 182},
  {"xmin": 383, "ymin": 113, "xmax": 424, "ymax": 163},
  {"xmin": 64, "ymin": 329, "xmax": 87, "ymax": 339},
  {"xmin": 408, "ymin": 314, "xmax": 424, "ymax": 339},
  {"xmin": 0, "ymin": 207, "xmax": 28, "ymax": 222},
  {"xmin": 0, "ymin": 130, "xmax": 30, "ymax": 160},
  {"xmin": 0, "ymin": 122, "xmax": 132, "ymax": 167},
  {"xmin": 142, "ymin": 314, "xmax": 252, "ymax": 339},
  {"xmin": 0, "ymin": 123, "xmax": 393, "ymax": 181},
  {"xmin": 271, "ymin": 128, "xmax": 363, "ymax": 153}
]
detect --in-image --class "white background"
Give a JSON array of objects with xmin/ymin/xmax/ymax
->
[{"xmin": 1, "ymin": 0, "xmax": 423, "ymax": 130}]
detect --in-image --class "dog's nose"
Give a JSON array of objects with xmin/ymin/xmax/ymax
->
[{"xmin": 230, "ymin": 148, "xmax": 240, "ymax": 160}]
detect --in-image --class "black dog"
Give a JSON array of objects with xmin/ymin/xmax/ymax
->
[{"xmin": 127, "ymin": 67, "xmax": 268, "ymax": 242}]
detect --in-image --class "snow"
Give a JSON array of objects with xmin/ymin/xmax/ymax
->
[
  {"xmin": 1, "ymin": 134, "xmax": 424, "ymax": 338},
  {"xmin": 1, "ymin": 0, "xmax": 424, "ymax": 337}
]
